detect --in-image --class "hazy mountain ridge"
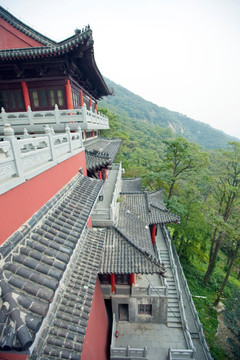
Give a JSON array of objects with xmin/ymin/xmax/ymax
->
[{"xmin": 99, "ymin": 78, "xmax": 239, "ymax": 149}]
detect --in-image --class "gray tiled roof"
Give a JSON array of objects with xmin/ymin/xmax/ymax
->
[
  {"xmin": 85, "ymin": 138, "xmax": 121, "ymax": 171},
  {"xmin": 85, "ymin": 150, "xmax": 110, "ymax": 171},
  {"xmin": 117, "ymin": 200, "xmax": 154, "ymax": 255},
  {"xmin": 121, "ymin": 178, "xmax": 142, "ymax": 193},
  {"xmin": 119, "ymin": 193, "xmax": 180, "ymax": 226},
  {"xmin": 32, "ymin": 228, "xmax": 106, "ymax": 360},
  {"xmin": 99, "ymin": 228, "xmax": 166, "ymax": 275},
  {"xmin": 148, "ymin": 190, "xmax": 168, "ymax": 211},
  {"xmin": 0, "ymin": 173, "xmax": 103, "ymax": 352}
]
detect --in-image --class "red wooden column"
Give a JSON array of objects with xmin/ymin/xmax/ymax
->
[
  {"xmin": 80, "ymin": 89, "xmax": 84, "ymax": 107},
  {"xmin": 21, "ymin": 81, "xmax": 31, "ymax": 110},
  {"xmin": 89, "ymin": 98, "xmax": 92, "ymax": 108},
  {"xmin": 151, "ymin": 225, "xmax": 156, "ymax": 245},
  {"xmin": 65, "ymin": 79, "xmax": 73, "ymax": 109},
  {"xmin": 104, "ymin": 168, "xmax": 107, "ymax": 180},
  {"xmin": 99, "ymin": 171, "xmax": 102, "ymax": 180},
  {"xmin": 130, "ymin": 274, "xmax": 135, "ymax": 286},
  {"xmin": 110, "ymin": 274, "xmax": 115, "ymax": 293},
  {"xmin": 95, "ymin": 102, "xmax": 97, "ymax": 113},
  {"xmin": 88, "ymin": 217, "xmax": 92, "ymax": 228},
  {"xmin": 92, "ymin": 130, "xmax": 94, "ymax": 138}
]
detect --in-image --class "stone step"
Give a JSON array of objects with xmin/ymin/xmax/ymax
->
[
  {"xmin": 168, "ymin": 299, "xmax": 178, "ymax": 303},
  {"xmin": 168, "ymin": 296, "xmax": 178, "ymax": 300},
  {"xmin": 168, "ymin": 321, "xmax": 182, "ymax": 328},
  {"xmin": 168, "ymin": 311, "xmax": 181, "ymax": 318},
  {"xmin": 168, "ymin": 304, "xmax": 179, "ymax": 309}
]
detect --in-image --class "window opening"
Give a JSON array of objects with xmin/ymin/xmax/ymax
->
[{"xmin": 138, "ymin": 304, "xmax": 152, "ymax": 315}]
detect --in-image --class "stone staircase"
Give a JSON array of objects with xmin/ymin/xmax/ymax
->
[{"xmin": 159, "ymin": 249, "xmax": 182, "ymax": 328}]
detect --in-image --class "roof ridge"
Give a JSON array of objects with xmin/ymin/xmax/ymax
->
[
  {"xmin": 113, "ymin": 226, "xmax": 165, "ymax": 272},
  {"xmin": 0, "ymin": 5, "xmax": 55, "ymax": 46},
  {"xmin": 0, "ymin": 30, "xmax": 93, "ymax": 59}
]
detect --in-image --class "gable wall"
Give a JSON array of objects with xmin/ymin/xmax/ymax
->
[{"xmin": 0, "ymin": 17, "xmax": 44, "ymax": 49}]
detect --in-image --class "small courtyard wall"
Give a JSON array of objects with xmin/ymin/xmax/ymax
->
[{"xmin": 111, "ymin": 294, "xmax": 167, "ymax": 324}]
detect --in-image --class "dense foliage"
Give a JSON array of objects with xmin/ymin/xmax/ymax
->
[
  {"xmin": 99, "ymin": 78, "xmax": 239, "ymax": 150},
  {"xmin": 100, "ymin": 107, "xmax": 240, "ymax": 360}
]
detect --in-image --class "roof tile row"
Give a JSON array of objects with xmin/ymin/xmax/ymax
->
[{"xmin": 0, "ymin": 173, "xmax": 103, "ymax": 352}]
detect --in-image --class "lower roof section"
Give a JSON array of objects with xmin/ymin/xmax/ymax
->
[
  {"xmin": 0, "ymin": 173, "xmax": 103, "ymax": 352},
  {"xmin": 99, "ymin": 227, "xmax": 166, "ymax": 275},
  {"xmin": 84, "ymin": 138, "xmax": 121, "ymax": 171},
  {"xmin": 32, "ymin": 228, "xmax": 106, "ymax": 360}
]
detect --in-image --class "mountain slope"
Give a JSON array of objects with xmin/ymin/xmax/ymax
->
[{"xmin": 99, "ymin": 78, "xmax": 239, "ymax": 149}]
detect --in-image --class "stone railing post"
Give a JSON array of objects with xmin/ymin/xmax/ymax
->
[
  {"xmin": 23, "ymin": 128, "xmax": 30, "ymax": 138},
  {"xmin": 44, "ymin": 125, "xmax": 55, "ymax": 161},
  {"xmin": 77, "ymin": 126, "xmax": 83, "ymax": 148},
  {"xmin": 65, "ymin": 125, "xmax": 73, "ymax": 153},
  {"xmin": 27, "ymin": 106, "xmax": 34, "ymax": 126},
  {"xmin": 143, "ymin": 347, "xmax": 147, "ymax": 357},
  {"xmin": 54, "ymin": 104, "xmax": 60, "ymax": 124},
  {"xmin": 1, "ymin": 107, "xmax": 7, "ymax": 125},
  {"xmin": 147, "ymin": 284, "xmax": 151, "ymax": 295},
  {"xmin": 4, "ymin": 124, "xmax": 24, "ymax": 177},
  {"xmin": 82, "ymin": 103, "xmax": 87, "ymax": 124}
]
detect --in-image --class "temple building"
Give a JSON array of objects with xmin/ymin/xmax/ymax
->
[{"xmin": 0, "ymin": 6, "xmax": 212, "ymax": 360}]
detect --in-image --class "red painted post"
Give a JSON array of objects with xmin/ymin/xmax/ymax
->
[
  {"xmin": 92, "ymin": 130, "xmax": 94, "ymax": 138},
  {"xmin": 151, "ymin": 225, "xmax": 156, "ymax": 245},
  {"xmin": 110, "ymin": 274, "xmax": 115, "ymax": 293},
  {"xmin": 88, "ymin": 216, "xmax": 92, "ymax": 228},
  {"xmin": 104, "ymin": 168, "xmax": 107, "ymax": 180},
  {"xmin": 130, "ymin": 274, "xmax": 135, "ymax": 286},
  {"xmin": 80, "ymin": 89, "xmax": 84, "ymax": 107},
  {"xmin": 99, "ymin": 171, "xmax": 102, "ymax": 180},
  {"xmin": 95, "ymin": 102, "xmax": 97, "ymax": 113},
  {"xmin": 21, "ymin": 81, "xmax": 31, "ymax": 110},
  {"xmin": 89, "ymin": 98, "xmax": 92, "ymax": 108},
  {"xmin": 65, "ymin": 79, "xmax": 73, "ymax": 109}
]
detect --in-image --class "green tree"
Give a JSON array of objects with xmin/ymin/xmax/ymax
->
[
  {"xmin": 169, "ymin": 184, "xmax": 210, "ymax": 261},
  {"xmin": 204, "ymin": 142, "xmax": 240, "ymax": 284},
  {"xmin": 144, "ymin": 137, "xmax": 208, "ymax": 200}
]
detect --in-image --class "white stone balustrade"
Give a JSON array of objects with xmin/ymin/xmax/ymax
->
[
  {"xmin": 0, "ymin": 104, "xmax": 109, "ymax": 133},
  {"xmin": 0, "ymin": 124, "xmax": 84, "ymax": 195},
  {"xmin": 131, "ymin": 284, "xmax": 168, "ymax": 297},
  {"xmin": 110, "ymin": 314, "xmax": 147, "ymax": 359}
]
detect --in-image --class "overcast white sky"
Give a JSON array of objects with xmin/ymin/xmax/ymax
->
[{"xmin": 1, "ymin": 0, "xmax": 240, "ymax": 139}]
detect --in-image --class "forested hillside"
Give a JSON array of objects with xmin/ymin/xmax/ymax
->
[
  {"xmin": 100, "ymin": 108, "xmax": 240, "ymax": 360},
  {"xmin": 99, "ymin": 78, "xmax": 239, "ymax": 150}
]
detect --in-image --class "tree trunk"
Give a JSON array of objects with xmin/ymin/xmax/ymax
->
[
  {"xmin": 178, "ymin": 235, "xmax": 185, "ymax": 257},
  {"xmin": 168, "ymin": 181, "xmax": 175, "ymax": 200},
  {"xmin": 204, "ymin": 232, "xmax": 223, "ymax": 284},
  {"xmin": 214, "ymin": 242, "xmax": 240, "ymax": 306}
]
